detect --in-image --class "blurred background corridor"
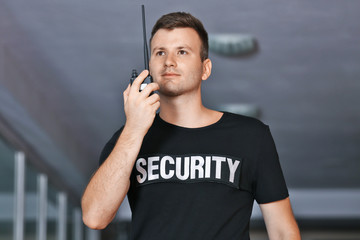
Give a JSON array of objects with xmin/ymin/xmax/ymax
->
[{"xmin": 0, "ymin": 0, "xmax": 359, "ymax": 239}]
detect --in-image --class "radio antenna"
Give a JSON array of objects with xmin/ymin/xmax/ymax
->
[{"xmin": 142, "ymin": 5, "xmax": 150, "ymax": 71}]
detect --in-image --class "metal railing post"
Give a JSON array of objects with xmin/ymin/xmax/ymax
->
[
  {"xmin": 57, "ymin": 192, "xmax": 67, "ymax": 240},
  {"xmin": 37, "ymin": 174, "xmax": 48, "ymax": 240},
  {"xmin": 14, "ymin": 151, "xmax": 25, "ymax": 240}
]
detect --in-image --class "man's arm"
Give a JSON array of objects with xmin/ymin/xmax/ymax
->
[
  {"xmin": 81, "ymin": 70, "xmax": 160, "ymax": 229},
  {"xmin": 259, "ymin": 197, "xmax": 301, "ymax": 240}
]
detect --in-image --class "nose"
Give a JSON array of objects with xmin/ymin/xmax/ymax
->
[{"xmin": 164, "ymin": 53, "xmax": 177, "ymax": 68}]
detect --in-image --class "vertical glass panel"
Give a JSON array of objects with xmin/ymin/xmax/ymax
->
[
  {"xmin": 24, "ymin": 164, "xmax": 38, "ymax": 240},
  {"xmin": 0, "ymin": 136, "xmax": 16, "ymax": 240},
  {"xmin": 47, "ymin": 183, "xmax": 57, "ymax": 240}
]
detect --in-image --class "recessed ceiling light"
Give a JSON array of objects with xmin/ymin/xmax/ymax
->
[
  {"xmin": 218, "ymin": 103, "xmax": 261, "ymax": 118},
  {"xmin": 209, "ymin": 34, "xmax": 257, "ymax": 56}
]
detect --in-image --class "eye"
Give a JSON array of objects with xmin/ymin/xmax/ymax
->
[
  {"xmin": 178, "ymin": 50, "xmax": 187, "ymax": 55},
  {"xmin": 156, "ymin": 51, "xmax": 165, "ymax": 56}
]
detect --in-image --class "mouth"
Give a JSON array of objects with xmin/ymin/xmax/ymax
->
[{"xmin": 161, "ymin": 72, "xmax": 180, "ymax": 77}]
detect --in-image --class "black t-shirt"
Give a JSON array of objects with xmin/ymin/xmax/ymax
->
[{"xmin": 99, "ymin": 112, "xmax": 288, "ymax": 240}]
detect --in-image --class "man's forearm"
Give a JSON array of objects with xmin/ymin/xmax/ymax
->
[
  {"xmin": 270, "ymin": 225, "xmax": 301, "ymax": 240},
  {"xmin": 261, "ymin": 198, "xmax": 301, "ymax": 240},
  {"xmin": 81, "ymin": 125, "xmax": 144, "ymax": 229},
  {"xmin": 82, "ymin": 70, "xmax": 160, "ymax": 229}
]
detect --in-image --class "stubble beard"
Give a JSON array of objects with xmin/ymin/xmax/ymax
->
[
  {"xmin": 157, "ymin": 77, "xmax": 202, "ymax": 98},
  {"xmin": 154, "ymin": 67, "xmax": 203, "ymax": 98},
  {"xmin": 158, "ymin": 80, "xmax": 183, "ymax": 97}
]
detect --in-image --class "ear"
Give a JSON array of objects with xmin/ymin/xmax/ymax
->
[{"xmin": 201, "ymin": 58, "xmax": 212, "ymax": 81}]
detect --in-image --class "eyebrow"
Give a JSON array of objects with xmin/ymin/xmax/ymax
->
[
  {"xmin": 151, "ymin": 45, "xmax": 194, "ymax": 54},
  {"xmin": 178, "ymin": 45, "xmax": 193, "ymax": 52},
  {"xmin": 151, "ymin": 47, "xmax": 165, "ymax": 54}
]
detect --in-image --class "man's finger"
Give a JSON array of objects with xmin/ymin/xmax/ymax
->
[
  {"xmin": 152, "ymin": 101, "xmax": 161, "ymax": 112},
  {"xmin": 130, "ymin": 70, "xmax": 149, "ymax": 93},
  {"xmin": 146, "ymin": 92, "xmax": 160, "ymax": 105},
  {"xmin": 141, "ymin": 82, "xmax": 160, "ymax": 97}
]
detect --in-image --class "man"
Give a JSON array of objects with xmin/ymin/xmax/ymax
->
[{"xmin": 82, "ymin": 12, "xmax": 301, "ymax": 239}]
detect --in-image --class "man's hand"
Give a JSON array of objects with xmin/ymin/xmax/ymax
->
[{"xmin": 123, "ymin": 70, "xmax": 160, "ymax": 135}]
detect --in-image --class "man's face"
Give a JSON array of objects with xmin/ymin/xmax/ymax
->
[{"xmin": 149, "ymin": 27, "xmax": 210, "ymax": 97}]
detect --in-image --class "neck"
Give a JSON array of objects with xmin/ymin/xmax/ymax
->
[{"xmin": 158, "ymin": 92, "xmax": 222, "ymax": 128}]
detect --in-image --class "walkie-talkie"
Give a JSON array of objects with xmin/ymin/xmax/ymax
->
[{"xmin": 130, "ymin": 5, "xmax": 153, "ymax": 91}]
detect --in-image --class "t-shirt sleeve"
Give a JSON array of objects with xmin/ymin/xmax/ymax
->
[
  {"xmin": 99, "ymin": 127, "xmax": 123, "ymax": 166},
  {"xmin": 254, "ymin": 125, "xmax": 289, "ymax": 204}
]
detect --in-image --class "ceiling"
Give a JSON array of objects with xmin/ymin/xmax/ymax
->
[{"xmin": 0, "ymin": 0, "xmax": 359, "ymax": 205}]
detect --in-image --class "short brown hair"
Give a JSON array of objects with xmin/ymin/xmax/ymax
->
[{"xmin": 150, "ymin": 12, "xmax": 209, "ymax": 61}]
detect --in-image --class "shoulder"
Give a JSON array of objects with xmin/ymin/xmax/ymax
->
[
  {"xmin": 221, "ymin": 111, "xmax": 268, "ymax": 132},
  {"xmin": 103, "ymin": 127, "xmax": 124, "ymax": 146},
  {"xmin": 99, "ymin": 126, "xmax": 124, "ymax": 165}
]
